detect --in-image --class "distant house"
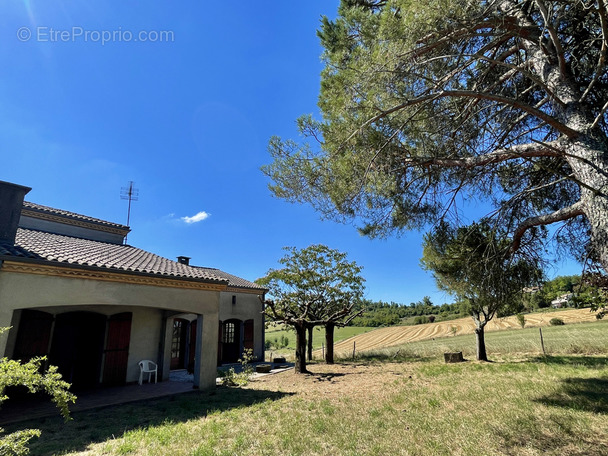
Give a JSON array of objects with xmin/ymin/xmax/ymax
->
[
  {"xmin": 0, "ymin": 181, "xmax": 265, "ymax": 390},
  {"xmin": 551, "ymin": 293, "xmax": 574, "ymax": 308}
]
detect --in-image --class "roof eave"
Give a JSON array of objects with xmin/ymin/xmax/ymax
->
[{"xmin": 0, "ymin": 256, "xmax": 229, "ymax": 287}]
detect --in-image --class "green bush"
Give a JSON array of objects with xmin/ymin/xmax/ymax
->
[
  {"xmin": 516, "ymin": 313, "xmax": 526, "ymax": 328},
  {"xmin": 280, "ymin": 335, "xmax": 289, "ymax": 347},
  {"xmin": 0, "ymin": 326, "xmax": 76, "ymax": 455},
  {"xmin": 550, "ymin": 317, "xmax": 565, "ymax": 326},
  {"xmin": 220, "ymin": 349, "xmax": 254, "ymax": 387}
]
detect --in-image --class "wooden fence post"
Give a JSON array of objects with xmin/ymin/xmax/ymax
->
[{"xmin": 539, "ymin": 327, "xmax": 546, "ymax": 355}]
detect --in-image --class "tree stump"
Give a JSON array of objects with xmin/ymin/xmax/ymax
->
[{"xmin": 444, "ymin": 352, "xmax": 464, "ymax": 363}]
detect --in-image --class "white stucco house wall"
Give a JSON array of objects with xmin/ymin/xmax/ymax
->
[
  {"xmin": 551, "ymin": 293, "xmax": 574, "ymax": 309},
  {"xmin": 0, "ymin": 180, "xmax": 265, "ymax": 391}
]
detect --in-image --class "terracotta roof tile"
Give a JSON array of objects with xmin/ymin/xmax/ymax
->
[
  {"xmin": 1, "ymin": 229, "xmax": 227, "ymax": 284},
  {"xmin": 193, "ymin": 266, "xmax": 266, "ymax": 291},
  {"xmin": 22, "ymin": 201, "xmax": 129, "ymax": 230}
]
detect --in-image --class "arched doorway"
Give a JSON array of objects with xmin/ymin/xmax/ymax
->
[{"xmin": 49, "ymin": 312, "xmax": 106, "ymax": 389}]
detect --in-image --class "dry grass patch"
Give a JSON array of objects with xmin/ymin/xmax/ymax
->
[
  {"xmin": 23, "ymin": 358, "xmax": 604, "ymax": 456},
  {"xmin": 325, "ymin": 308, "xmax": 601, "ymax": 356},
  {"xmin": 6, "ymin": 329, "xmax": 608, "ymax": 456}
]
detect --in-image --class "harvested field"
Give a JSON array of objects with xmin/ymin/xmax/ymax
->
[{"xmin": 323, "ymin": 308, "xmax": 599, "ymax": 356}]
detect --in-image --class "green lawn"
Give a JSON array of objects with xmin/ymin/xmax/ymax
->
[
  {"xmin": 5, "ymin": 320, "xmax": 608, "ymax": 455},
  {"xmin": 343, "ymin": 319, "xmax": 608, "ymax": 361},
  {"xmin": 265, "ymin": 325, "xmax": 374, "ymax": 351}
]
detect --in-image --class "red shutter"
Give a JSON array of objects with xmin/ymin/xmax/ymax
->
[
  {"xmin": 187, "ymin": 320, "xmax": 197, "ymax": 373},
  {"xmin": 244, "ymin": 319, "xmax": 254, "ymax": 351},
  {"xmin": 102, "ymin": 312, "xmax": 132, "ymax": 385},
  {"xmin": 217, "ymin": 320, "xmax": 223, "ymax": 366},
  {"xmin": 13, "ymin": 310, "xmax": 53, "ymax": 362}
]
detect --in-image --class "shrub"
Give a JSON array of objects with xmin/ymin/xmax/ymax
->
[
  {"xmin": 0, "ymin": 327, "xmax": 76, "ymax": 455},
  {"xmin": 550, "ymin": 317, "xmax": 565, "ymax": 326},
  {"xmin": 516, "ymin": 313, "xmax": 525, "ymax": 328},
  {"xmin": 221, "ymin": 349, "xmax": 254, "ymax": 386},
  {"xmin": 280, "ymin": 334, "xmax": 289, "ymax": 348}
]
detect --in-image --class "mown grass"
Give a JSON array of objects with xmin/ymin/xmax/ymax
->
[
  {"xmin": 343, "ymin": 319, "xmax": 608, "ymax": 362},
  {"xmin": 265, "ymin": 325, "xmax": 374, "ymax": 351},
  {"xmin": 5, "ymin": 320, "xmax": 608, "ymax": 456}
]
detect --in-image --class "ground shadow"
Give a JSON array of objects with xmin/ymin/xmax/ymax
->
[
  {"xmin": 495, "ymin": 416, "xmax": 607, "ymax": 456},
  {"xmin": 3, "ymin": 387, "xmax": 292, "ymax": 456},
  {"xmin": 339, "ymin": 352, "xmax": 432, "ymax": 364},
  {"xmin": 529, "ymin": 355, "xmax": 608, "ymax": 369},
  {"xmin": 310, "ymin": 372, "xmax": 347, "ymax": 382},
  {"xmin": 534, "ymin": 377, "xmax": 608, "ymax": 414}
]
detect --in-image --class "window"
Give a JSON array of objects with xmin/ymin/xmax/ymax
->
[
  {"xmin": 171, "ymin": 319, "xmax": 184, "ymax": 360},
  {"xmin": 223, "ymin": 322, "xmax": 235, "ymax": 344}
]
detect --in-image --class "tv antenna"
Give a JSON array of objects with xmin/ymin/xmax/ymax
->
[{"xmin": 120, "ymin": 181, "xmax": 139, "ymax": 243}]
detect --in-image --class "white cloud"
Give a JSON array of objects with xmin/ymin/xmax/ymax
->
[{"xmin": 181, "ymin": 211, "xmax": 210, "ymax": 224}]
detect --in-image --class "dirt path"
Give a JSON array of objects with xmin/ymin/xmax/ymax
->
[{"xmin": 322, "ymin": 308, "xmax": 599, "ymax": 356}]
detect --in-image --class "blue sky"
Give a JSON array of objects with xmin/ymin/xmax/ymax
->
[{"xmin": 1, "ymin": 1, "xmax": 581, "ymax": 305}]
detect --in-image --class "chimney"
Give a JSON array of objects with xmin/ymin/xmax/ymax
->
[
  {"xmin": 0, "ymin": 181, "xmax": 31, "ymax": 245},
  {"xmin": 177, "ymin": 256, "xmax": 191, "ymax": 266}
]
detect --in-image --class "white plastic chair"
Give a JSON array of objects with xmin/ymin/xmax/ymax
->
[{"xmin": 138, "ymin": 360, "xmax": 158, "ymax": 385}]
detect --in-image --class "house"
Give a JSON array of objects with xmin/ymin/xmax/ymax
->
[
  {"xmin": 0, "ymin": 181, "xmax": 265, "ymax": 390},
  {"xmin": 171, "ymin": 256, "xmax": 267, "ymax": 367},
  {"xmin": 551, "ymin": 293, "xmax": 574, "ymax": 308}
]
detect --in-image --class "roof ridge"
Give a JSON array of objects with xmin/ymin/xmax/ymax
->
[
  {"xmin": 23, "ymin": 201, "xmax": 129, "ymax": 230},
  {"xmin": 8, "ymin": 228, "xmax": 228, "ymax": 284}
]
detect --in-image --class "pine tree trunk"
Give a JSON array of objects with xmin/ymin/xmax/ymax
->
[
  {"xmin": 518, "ymin": 14, "xmax": 608, "ymax": 274},
  {"xmin": 325, "ymin": 323, "xmax": 335, "ymax": 364},
  {"xmin": 475, "ymin": 326, "xmax": 488, "ymax": 361},
  {"xmin": 307, "ymin": 326, "xmax": 313, "ymax": 361},
  {"xmin": 566, "ymin": 137, "xmax": 608, "ymax": 270},
  {"xmin": 294, "ymin": 324, "xmax": 308, "ymax": 373}
]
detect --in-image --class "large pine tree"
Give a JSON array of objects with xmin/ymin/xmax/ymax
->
[{"xmin": 264, "ymin": 0, "xmax": 608, "ymax": 270}]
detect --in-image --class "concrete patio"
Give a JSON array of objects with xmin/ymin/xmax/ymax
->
[
  {"xmin": 0, "ymin": 363, "xmax": 293, "ymax": 425},
  {"xmin": 0, "ymin": 374, "xmax": 196, "ymax": 425}
]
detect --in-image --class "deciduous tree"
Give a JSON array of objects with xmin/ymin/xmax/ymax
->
[
  {"xmin": 257, "ymin": 245, "xmax": 365, "ymax": 372},
  {"xmin": 263, "ymin": 0, "xmax": 608, "ymax": 272}
]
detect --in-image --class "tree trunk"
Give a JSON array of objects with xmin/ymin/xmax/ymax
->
[
  {"xmin": 307, "ymin": 326, "xmax": 313, "ymax": 361},
  {"xmin": 475, "ymin": 325, "xmax": 488, "ymax": 362},
  {"xmin": 325, "ymin": 323, "xmax": 335, "ymax": 364},
  {"xmin": 294, "ymin": 324, "xmax": 308, "ymax": 373},
  {"xmin": 566, "ymin": 138, "xmax": 608, "ymax": 271},
  {"xmin": 516, "ymin": 12, "xmax": 608, "ymax": 274}
]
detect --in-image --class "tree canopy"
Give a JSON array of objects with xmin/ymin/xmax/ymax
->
[
  {"xmin": 257, "ymin": 244, "xmax": 365, "ymax": 371},
  {"xmin": 263, "ymin": 0, "xmax": 608, "ymax": 271},
  {"xmin": 421, "ymin": 221, "xmax": 542, "ymax": 360}
]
